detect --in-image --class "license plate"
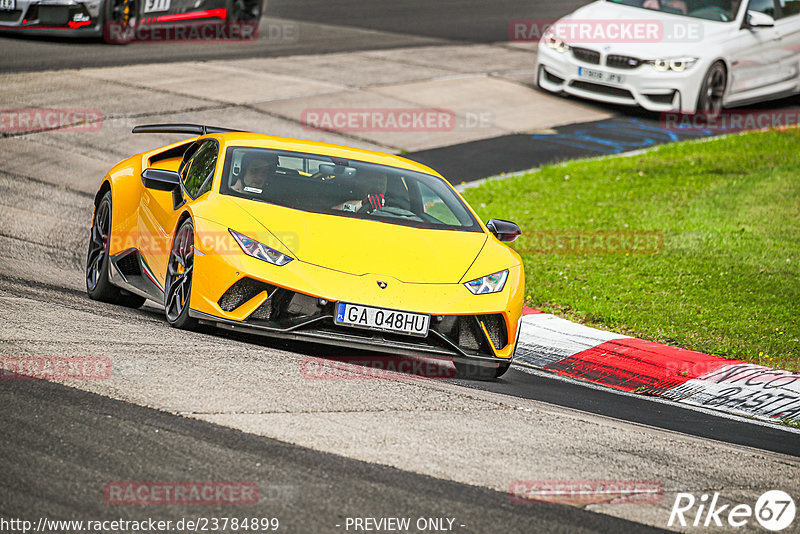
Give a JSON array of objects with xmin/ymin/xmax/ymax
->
[
  {"xmin": 579, "ymin": 67, "xmax": 625, "ymax": 85},
  {"xmin": 335, "ymin": 302, "xmax": 430, "ymax": 337},
  {"xmin": 143, "ymin": 0, "xmax": 170, "ymax": 13},
  {"xmin": 0, "ymin": 0, "xmax": 15, "ymax": 11}
]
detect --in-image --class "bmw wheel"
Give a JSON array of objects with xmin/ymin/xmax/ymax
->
[
  {"xmin": 86, "ymin": 191, "xmax": 146, "ymax": 308},
  {"xmin": 696, "ymin": 61, "xmax": 726, "ymax": 118},
  {"xmin": 164, "ymin": 218, "xmax": 198, "ymax": 330}
]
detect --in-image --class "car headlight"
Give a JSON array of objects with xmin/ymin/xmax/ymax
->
[
  {"xmin": 229, "ymin": 229, "xmax": 293, "ymax": 266},
  {"xmin": 544, "ymin": 33, "xmax": 570, "ymax": 53},
  {"xmin": 464, "ymin": 270, "xmax": 508, "ymax": 295},
  {"xmin": 646, "ymin": 57, "xmax": 698, "ymax": 72}
]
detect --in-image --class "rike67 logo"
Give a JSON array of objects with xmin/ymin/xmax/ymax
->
[{"xmin": 669, "ymin": 490, "xmax": 796, "ymax": 531}]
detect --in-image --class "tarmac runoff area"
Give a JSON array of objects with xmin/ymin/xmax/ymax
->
[
  {"xmin": 0, "ymin": 42, "xmax": 611, "ymax": 159},
  {"xmin": 2, "ymin": 43, "xmax": 800, "ymax": 532}
]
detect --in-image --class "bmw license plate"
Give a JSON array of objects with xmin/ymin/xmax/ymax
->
[
  {"xmin": 335, "ymin": 302, "xmax": 430, "ymax": 337},
  {"xmin": 579, "ymin": 67, "xmax": 625, "ymax": 85},
  {"xmin": 0, "ymin": 0, "xmax": 15, "ymax": 10}
]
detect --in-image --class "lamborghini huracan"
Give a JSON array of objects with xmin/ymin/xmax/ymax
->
[{"xmin": 86, "ymin": 124, "xmax": 524, "ymax": 379}]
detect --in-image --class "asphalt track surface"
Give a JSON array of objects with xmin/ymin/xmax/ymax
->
[
  {"xmin": 0, "ymin": 0, "xmax": 590, "ymax": 72},
  {"xmin": 462, "ymin": 369, "xmax": 800, "ymax": 458},
  {"xmin": 1, "ymin": 375, "xmax": 667, "ymax": 534},
  {"xmin": 406, "ymin": 99, "xmax": 800, "ymax": 181}
]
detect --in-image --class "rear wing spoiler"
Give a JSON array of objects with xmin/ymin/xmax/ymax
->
[{"xmin": 132, "ymin": 123, "xmax": 245, "ymax": 135}]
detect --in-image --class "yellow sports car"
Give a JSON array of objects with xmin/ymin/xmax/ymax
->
[{"xmin": 86, "ymin": 124, "xmax": 524, "ymax": 379}]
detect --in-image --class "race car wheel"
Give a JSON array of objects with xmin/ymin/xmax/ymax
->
[
  {"xmin": 165, "ymin": 218, "xmax": 198, "ymax": 330},
  {"xmin": 454, "ymin": 360, "xmax": 511, "ymax": 380},
  {"xmin": 86, "ymin": 191, "xmax": 146, "ymax": 308},
  {"xmin": 229, "ymin": 0, "xmax": 263, "ymax": 22},
  {"xmin": 696, "ymin": 61, "xmax": 726, "ymax": 118}
]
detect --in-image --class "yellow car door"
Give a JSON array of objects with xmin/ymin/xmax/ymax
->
[{"xmin": 138, "ymin": 140, "xmax": 219, "ymax": 287}]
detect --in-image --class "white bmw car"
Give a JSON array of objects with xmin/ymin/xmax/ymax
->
[{"xmin": 535, "ymin": 0, "xmax": 800, "ymax": 114}]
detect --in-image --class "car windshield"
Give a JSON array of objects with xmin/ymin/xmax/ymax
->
[
  {"xmin": 606, "ymin": 0, "xmax": 742, "ymax": 21},
  {"xmin": 220, "ymin": 147, "xmax": 481, "ymax": 232}
]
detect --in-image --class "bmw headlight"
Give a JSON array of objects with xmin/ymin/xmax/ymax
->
[
  {"xmin": 464, "ymin": 270, "xmax": 508, "ymax": 295},
  {"xmin": 544, "ymin": 33, "xmax": 570, "ymax": 53},
  {"xmin": 229, "ymin": 229, "xmax": 293, "ymax": 266},
  {"xmin": 646, "ymin": 57, "xmax": 698, "ymax": 72}
]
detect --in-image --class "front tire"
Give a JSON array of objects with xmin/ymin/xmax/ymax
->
[
  {"xmin": 164, "ymin": 218, "xmax": 198, "ymax": 330},
  {"xmin": 86, "ymin": 191, "xmax": 146, "ymax": 308},
  {"xmin": 696, "ymin": 61, "xmax": 726, "ymax": 118}
]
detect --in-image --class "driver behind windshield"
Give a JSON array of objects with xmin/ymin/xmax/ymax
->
[
  {"xmin": 231, "ymin": 152, "xmax": 277, "ymax": 194},
  {"xmin": 333, "ymin": 172, "xmax": 388, "ymax": 213}
]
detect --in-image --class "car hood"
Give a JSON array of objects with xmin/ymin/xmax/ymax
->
[
  {"xmin": 558, "ymin": 0, "xmax": 733, "ymax": 58},
  {"xmin": 226, "ymin": 196, "xmax": 488, "ymax": 284}
]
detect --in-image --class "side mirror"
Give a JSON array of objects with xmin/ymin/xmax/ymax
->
[
  {"xmin": 486, "ymin": 219, "xmax": 522, "ymax": 243},
  {"xmin": 142, "ymin": 168, "xmax": 184, "ymax": 209},
  {"xmin": 142, "ymin": 168, "xmax": 181, "ymax": 191},
  {"xmin": 742, "ymin": 10, "xmax": 775, "ymax": 29}
]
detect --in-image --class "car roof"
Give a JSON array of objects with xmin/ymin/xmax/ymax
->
[{"xmin": 204, "ymin": 132, "xmax": 444, "ymax": 178}]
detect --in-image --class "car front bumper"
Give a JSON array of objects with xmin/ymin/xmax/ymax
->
[
  {"xmin": 536, "ymin": 44, "xmax": 707, "ymax": 114},
  {"xmin": 0, "ymin": 0, "xmax": 104, "ymax": 34},
  {"xmin": 188, "ymin": 224, "xmax": 524, "ymax": 366}
]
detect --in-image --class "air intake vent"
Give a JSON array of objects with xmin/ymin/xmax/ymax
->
[
  {"xmin": 249, "ymin": 301, "xmax": 273, "ymax": 321},
  {"xmin": 479, "ymin": 314, "xmax": 508, "ymax": 350},
  {"xmin": 569, "ymin": 80, "xmax": 634, "ymax": 99},
  {"xmin": 218, "ymin": 278, "xmax": 275, "ymax": 312},
  {"xmin": 644, "ymin": 91, "xmax": 677, "ymax": 105},
  {"xmin": 116, "ymin": 253, "xmax": 141, "ymax": 277},
  {"xmin": 543, "ymin": 69, "xmax": 565, "ymax": 85},
  {"xmin": 457, "ymin": 316, "xmax": 483, "ymax": 351}
]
